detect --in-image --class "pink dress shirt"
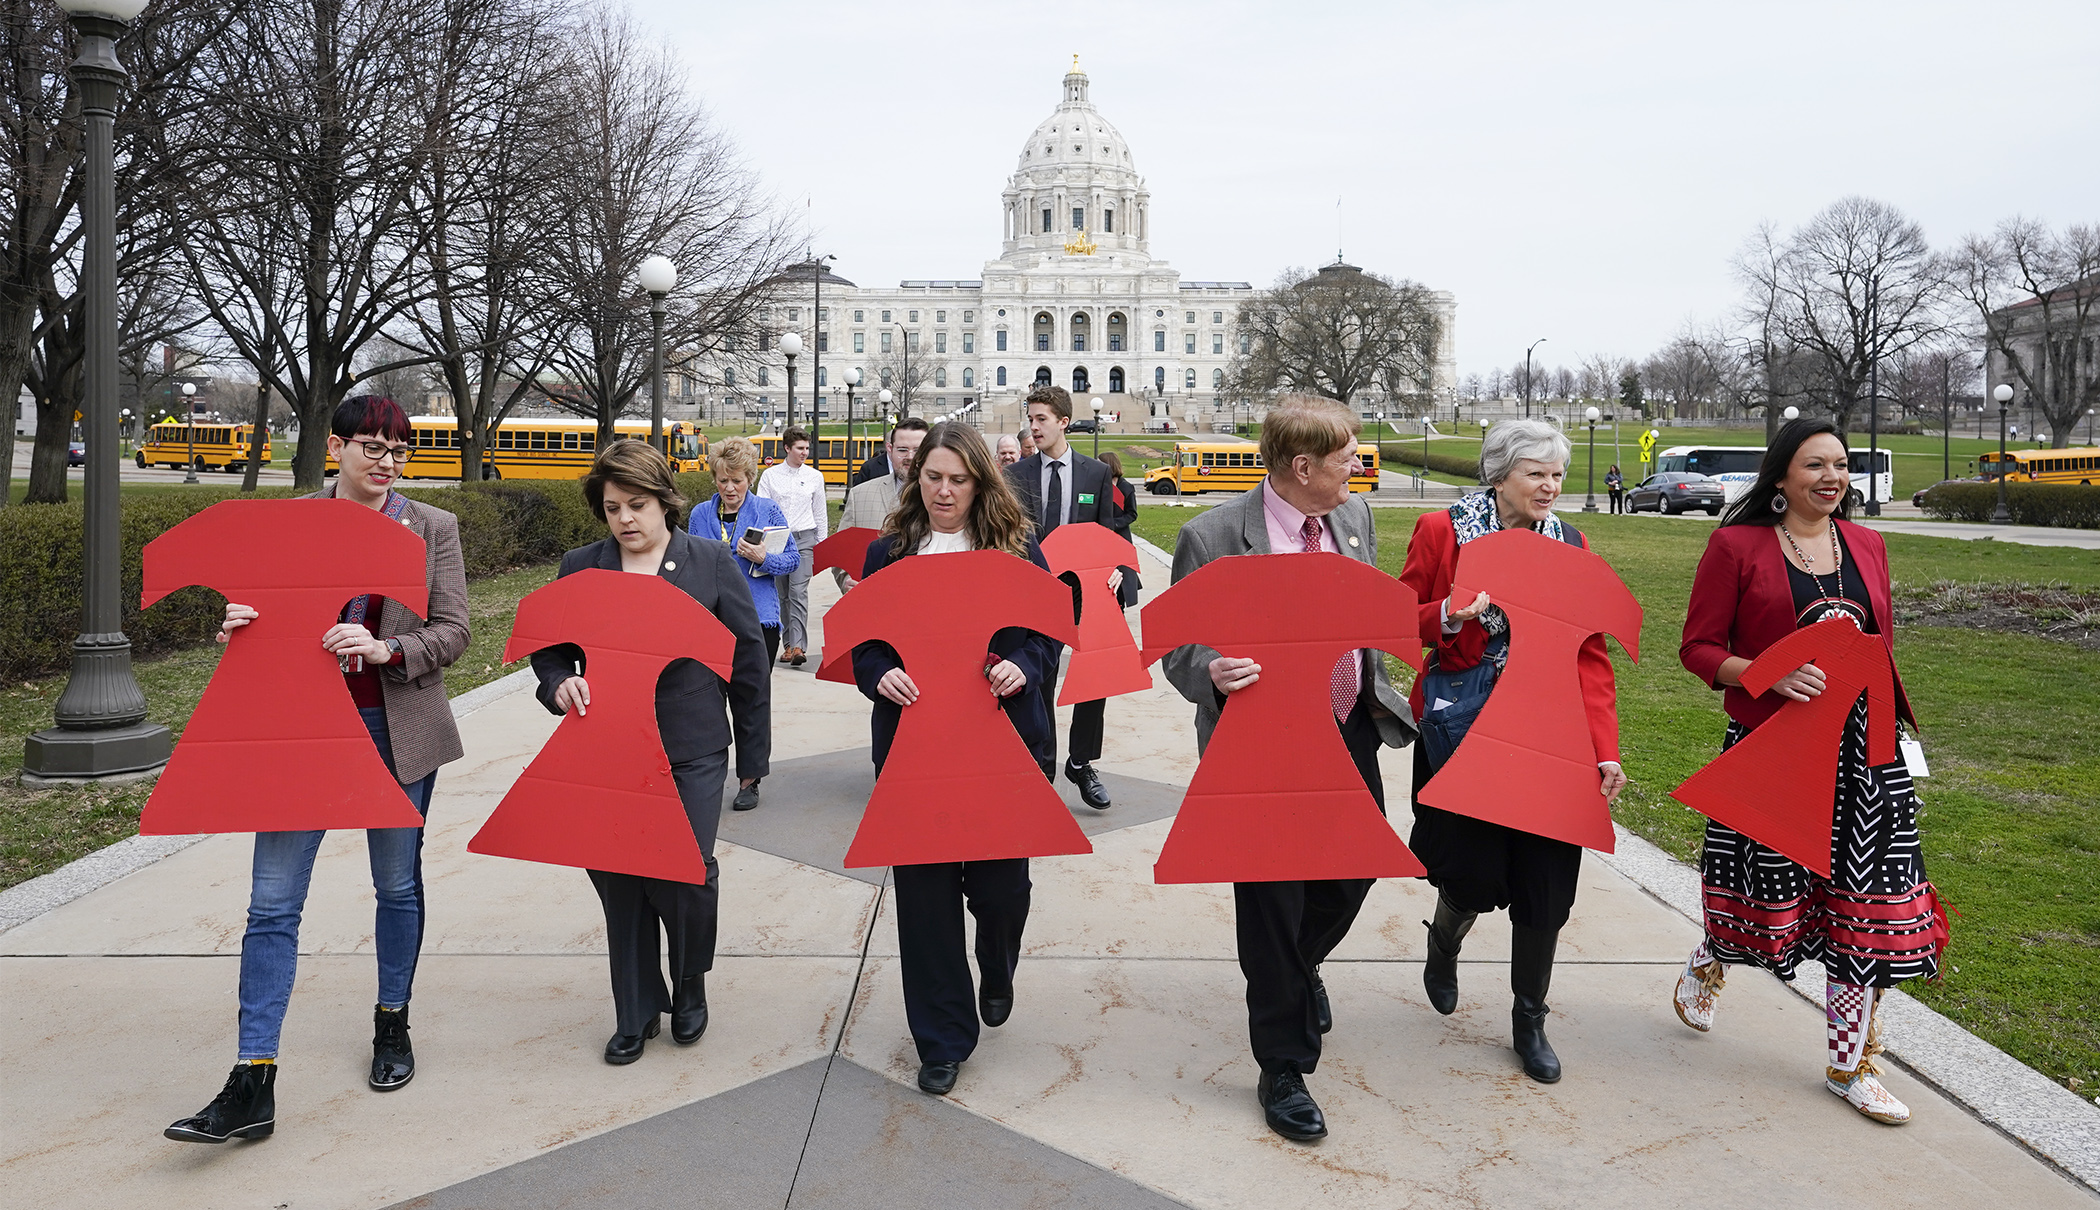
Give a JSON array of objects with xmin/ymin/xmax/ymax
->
[{"xmin": 1260, "ymin": 480, "xmax": 1361, "ymax": 702}]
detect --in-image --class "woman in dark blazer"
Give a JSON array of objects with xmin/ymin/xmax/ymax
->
[
  {"xmin": 1098, "ymin": 449, "xmax": 1143, "ymax": 608},
  {"xmin": 530, "ymin": 440, "xmax": 771, "ymax": 1065},
  {"xmin": 1675, "ymin": 418, "xmax": 1941, "ymax": 1126},
  {"xmin": 1398, "ymin": 418, "xmax": 1624, "ymax": 1086},
  {"xmin": 851, "ymin": 423, "xmax": 1060, "ymax": 1099}
]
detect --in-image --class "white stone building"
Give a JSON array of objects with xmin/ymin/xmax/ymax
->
[{"xmin": 688, "ymin": 63, "xmax": 1455, "ymax": 433}]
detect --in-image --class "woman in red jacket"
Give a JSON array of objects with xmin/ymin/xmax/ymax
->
[
  {"xmin": 1675, "ymin": 419, "xmax": 1944, "ymax": 1126},
  {"xmin": 1399, "ymin": 418, "xmax": 1625, "ymax": 1085}
]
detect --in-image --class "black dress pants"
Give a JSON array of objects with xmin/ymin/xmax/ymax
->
[
  {"xmin": 1407, "ymin": 743, "xmax": 1582, "ymax": 931},
  {"xmin": 586, "ymin": 748, "xmax": 727, "ymax": 1037},
  {"xmin": 1236, "ymin": 703, "xmax": 1384, "ymax": 1075},
  {"xmin": 892, "ymin": 858, "xmax": 1031, "ymax": 1063},
  {"xmin": 1034, "ymin": 656, "xmax": 1107, "ymax": 768}
]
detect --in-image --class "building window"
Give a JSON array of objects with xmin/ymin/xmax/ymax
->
[
  {"xmin": 935, "ymin": 332, "xmax": 947, "ymax": 353},
  {"xmin": 1073, "ymin": 334, "xmax": 1085, "ymax": 352},
  {"xmin": 1212, "ymin": 368, "xmax": 1225, "ymax": 388},
  {"xmin": 963, "ymin": 310, "xmax": 974, "ymax": 323},
  {"xmin": 1185, "ymin": 333, "xmax": 1197, "ymax": 354},
  {"xmin": 936, "ymin": 310, "xmax": 946, "ymax": 323},
  {"xmin": 1212, "ymin": 312, "xmax": 1223, "ymax": 324},
  {"xmin": 1072, "ymin": 206, "xmax": 1084, "ymax": 230},
  {"xmin": 997, "ymin": 366, "xmax": 1007, "ymax": 386},
  {"xmin": 854, "ymin": 332, "xmax": 865, "ymax": 353},
  {"xmin": 817, "ymin": 332, "xmax": 829, "ymax": 352},
  {"xmin": 817, "ymin": 366, "xmax": 828, "ymax": 386},
  {"xmin": 759, "ymin": 331, "xmax": 770, "ymax": 351},
  {"xmin": 1185, "ymin": 311, "xmax": 1195, "ymax": 324},
  {"xmin": 853, "ymin": 309, "xmax": 864, "ymax": 323},
  {"xmin": 1155, "ymin": 366, "xmax": 1166, "ymax": 391},
  {"xmin": 1103, "ymin": 208, "xmax": 1113, "ymax": 233},
  {"xmin": 906, "ymin": 331, "xmax": 919, "ymax": 351},
  {"xmin": 818, "ymin": 308, "xmax": 828, "ymax": 322},
  {"xmin": 787, "ymin": 307, "xmax": 799, "ymax": 321},
  {"xmin": 1073, "ymin": 366, "xmax": 1089, "ymax": 393},
  {"xmin": 1212, "ymin": 334, "xmax": 1224, "ymax": 354},
  {"xmin": 880, "ymin": 368, "xmax": 892, "ymax": 386},
  {"xmin": 1109, "ymin": 366, "xmax": 1124, "ymax": 393},
  {"xmin": 1185, "ymin": 368, "xmax": 1197, "ymax": 389},
  {"xmin": 881, "ymin": 309, "xmax": 891, "ymax": 323},
  {"xmin": 758, "ymin": 367, "xmax": 770, "ymax": 386},
  {"xmin": 1239, "ymin": 333, "xmax": 1251, "ymax": 354},
  {"xmin": 723, "ymin": 333, "xmax": 737, "ymax": 353},
  {"xmin": 935, "ymin": 368, "xmax": 947, "ymax": 387},
  {"xmin": 962, "ymin": 367, "xmax": 974, "ymax": 388},
  {"xmin": 1154, "ymin": 330, "xmax": 1166, "ymax": 352},
  {"xmin": 881, "ymin": 332, "xmax": 893, "ymax": 353},
  {"xmin": 1108, "ymin": 334, "xmax": 1122, "ymax": 351},
  {"xmin": 724, "ymin": 368, "xmax": 736, "ymax": 387},
  {"xmin": 1042, "ymin": 208, "xmax": 1052, "ymax": 233},
  {"xmin": 909, "ymin": 310, "xmax": 919, "ymax": 323},
  {"xmin": 1035, "ymin": 366, "xmax": 1053, "ymax": 386},
  {"xmin": 996, "ymin": 329, "xmax": 1007, "ymax": 351},
  {"xmin": 1037, "ymin": 333, "xmax": 1051, "ymax": 351},
  {"xmin": 962, "ymin": 332, "xmax": 974, "ymax": 353}
]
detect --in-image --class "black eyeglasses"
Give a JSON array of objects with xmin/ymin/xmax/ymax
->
[{"xmin": 354, "ymin": 440, "xmax": 415, "ymax": 463}]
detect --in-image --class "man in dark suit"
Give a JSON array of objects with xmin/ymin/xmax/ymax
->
[
  {"xmin": 1004, "ymin": 384, "xmax": 1128, "ymax": 811},
  {"xmin": 1161, "ymin": 395, "xmax": 1416, "ymax": 1144}
]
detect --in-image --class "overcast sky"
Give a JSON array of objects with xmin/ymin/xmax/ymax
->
[{"xmin": 635, "ymin": 0, "xmax": 2098, "ymax": 378}]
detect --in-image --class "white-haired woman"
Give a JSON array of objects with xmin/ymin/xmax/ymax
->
[{"xmin": 1397, "ymin": 418, "xmax": 1626, "ymax": 1084}]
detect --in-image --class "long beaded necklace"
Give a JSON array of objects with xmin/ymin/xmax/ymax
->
[{"xmin": 1780, "ymin": 519, "xmax": 1844, "ymax": 598}]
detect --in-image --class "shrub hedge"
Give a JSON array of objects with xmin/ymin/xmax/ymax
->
[
  {"xmin": 1918, "ymin": 481, "xmax": 2100, "ymax": 529},
  {"xmin": 1378, "ymin": 442, "xmax": 1483, "ymax": 481},
  {"xmin": 0, "ymin": 470, "xmax": 714, "ymax": 683}
]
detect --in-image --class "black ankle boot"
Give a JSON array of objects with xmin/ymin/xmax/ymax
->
[
  {"xmin": 165, "ymin": 1062, "xmax": 276, "ymax": 1143},
  {"xmin": 370, "ymin": 1005, "xmax": 414, "ymax": 1090},
  {"xmin": 672, "ymin": 975, "xmax": 709, "ymax": 1045},
  {"xmin": 1510, "ymin": 923, "xmax": 1562, "ymax": 1083},
  {"xmin": 1422, "ymin": 893, "xmax": 1478, "ymax": 1016}
]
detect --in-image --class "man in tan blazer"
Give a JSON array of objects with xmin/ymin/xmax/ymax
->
[
  {"xmin": 166, "ymin": 396, "xmax": 470, "ymax": 1146},
  {"xmin": 1161, "ymin": 395, "xmax": 1414, "ymax": 1144}
]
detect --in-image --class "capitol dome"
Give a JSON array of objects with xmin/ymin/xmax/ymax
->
[{"xmin": 1000, "ymin": 61, "xmax": 1150, "ymax": 259}]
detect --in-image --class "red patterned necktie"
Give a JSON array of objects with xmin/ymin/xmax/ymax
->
[{"xmin": 1302, "ymin": 516, "xmax": 1357, "ymax": 721}]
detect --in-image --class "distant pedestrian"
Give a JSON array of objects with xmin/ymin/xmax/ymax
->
[
  {"xmin": 1098, "ymin": 450, "xmax": 1142, "ymax": 608},
  {"xmin": 834, "ymin": 418, "xmax": 930, "ymax": 592},
  {"xmin": 995, "ymin": 433, "xmax": 1022, "ymax": 467},
  {"xmin": 1016, "ymin": 429, "xmax": 1036, "ymax": 459},
  {"xmin": 165, "ymin": 395, "xmax": 470, "ymax": 1145},
  {"xmin": 691, "ymin": 436, "xmax": 797, "ymax": 810},
  {"xmin": 1675, "ymin": 418, "xmax": 1944, "ymax": 1126},
  {"xmin": 757, "ymin": 428, "xmax": 825, "ymax": 666},
  {"xmin": 1605, "ymin": 464, "xmax": 1624, "ymax": 514},
  {"xmin": 532, "ymin": 440, "xmax": 770, "ymax": 1065}
]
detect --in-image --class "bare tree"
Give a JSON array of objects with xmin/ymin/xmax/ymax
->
[
  {"xmin": 534, "ymin": 6, "xmax": 795, "ymax": 448},
  {"xmin": 1225, "ymin": 263, "xmax": 1443, "ymax": 408},
  {"xmin": 1643, "ymin": 332, "xmax": 1723, "ymax": 420},
  {"xmin": 169, "ymin": 0, "xmax": 445, "ymax": 489},
  {"xmin": 1947, "ymin": 217, "xmax": 2100, "ymax": 448},
  {"xmin": 1746, "ymin": 197, "xmax": 1949, "ymax": 434},
  {"xmin": 864, "ymin": 337, "xmax": 941, "ymax": 420}
]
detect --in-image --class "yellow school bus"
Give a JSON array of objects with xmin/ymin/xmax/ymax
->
[
  {"xmin": 327, "ymin": 416, "xmax": 707, "ymax": 480},
  {"xmin": 755, "ymin": 434, "xmax": 886, "ymax": 486},
  {"xmin": 1979, "ymin": 446, "xmax": 2100, "ymax": 484},
  {"xmin": 136, "ymin": 421, "xmax": 271, "ymax": 473},
  {"xmin": 1142, "ymin": 442, "xmax": 1381, "ymax": 495}
]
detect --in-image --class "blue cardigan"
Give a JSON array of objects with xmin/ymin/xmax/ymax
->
[{"xmin": 690, "ymin": 492, "xmax": 799, "ymax": 628}]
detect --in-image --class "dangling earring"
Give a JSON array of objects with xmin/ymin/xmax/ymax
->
[{"xmin": 1769, "ymin": 492, "xmax": 1788, "ymax": 515}]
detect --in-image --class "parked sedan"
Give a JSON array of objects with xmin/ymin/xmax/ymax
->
[
  {"xmin": 1913, "ymin": 476, "xmax": 1982, "ymax": 506},
  {"xmin": 67, "ymin": 440, "xmax": 86, "ymax": 466},
  {"xmin": 1627, "ymin": 471, "xmax": 1725, "ymax": 515}
]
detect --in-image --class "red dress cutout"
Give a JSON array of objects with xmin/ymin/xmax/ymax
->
[
  {"xmin": 1140, "ymin": 552, "xmax": 1426, "ymax": 883},
  {"xmin": 139, "ymin": 499, "xmax": 430, "ymax": 834},
  {"xmin": 1039, "ymin": 524, "xmax": 1150, "ymax": 704},
  {"xmin": 467, "ymin": 569, "xmax": 735, "ymax": 883}
]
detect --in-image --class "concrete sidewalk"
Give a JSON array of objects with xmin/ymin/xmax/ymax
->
[{"xmin": 2, "ymin": 549, "xmax": 2094, "ymax": 1209}]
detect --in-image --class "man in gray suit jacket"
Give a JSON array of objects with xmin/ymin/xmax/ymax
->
[{"xmin": 1160, "ymin": 396, "xmax": 1414, "ymax": 1144}]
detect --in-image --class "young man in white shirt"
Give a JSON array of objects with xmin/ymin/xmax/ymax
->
[
  {"xmin": 756, "ymin": 428, "xmax": 827, "ymax": 666},
  {"xmin": 1003, "ymin": 386, "xmax": 1125, "ymax": 810}
]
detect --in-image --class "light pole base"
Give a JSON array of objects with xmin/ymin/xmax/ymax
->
[
  {"xmin": 1582, "ymin": 496, "xmax": 1599, "ymax": 512},
  {"xmin": 1864, "ymin": 500, "xmax": 1881, "ymax": 517},
  {"xmin": 1990, "ymin": 505, "xmax": 2013, "ymax": 524},
  {"xmin": 21, "ymin": 720, "xmax": 170, "ymax": 781}
]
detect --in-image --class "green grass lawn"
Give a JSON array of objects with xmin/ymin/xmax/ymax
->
[
  {"xmin": 1131, "ymin": 501, "xmax": 2100, "ymax": 1094},
  {"xmin": 0, "ymin": 563, "xmax": 556, "ymax": 891}
]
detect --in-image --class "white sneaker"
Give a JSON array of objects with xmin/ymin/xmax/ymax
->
[
  {"xmin": 1673, "ymin": 952, "xmax": 1725, "ymax": 1032},
  {"xmin": 1826, "ymin": 1064, "xmax": 1911, "ymax": 1124}
]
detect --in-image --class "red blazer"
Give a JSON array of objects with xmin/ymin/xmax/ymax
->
[
  {"xmin": 1679, "ymin": 519, "xmax": 1912, "ymax": 731},
  {"xmin": 1398, "ymin": 509, "xmax": 1622, "ymax": 765}
]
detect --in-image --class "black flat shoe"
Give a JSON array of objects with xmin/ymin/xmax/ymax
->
[
  {"xmin": 1064, "ymin": 761, "xmax": 1112, "ymax": 810},
  {"xmin": 979, "ymin": 989, "xmax": 1013, "ymax": 1028},
  {"xmin": 165, "ymin": 1062, "xmax": 276, "ymax": 1144},
  {"xmin": 605, "ymin": 1017, "xmax": 661, "ymax": 1065},
  {"xmin": 672, "ymin": 975, "xmax": 709, "ymax": 1045},
  {"xmin": 918, "ymin": 1060, "xmax": 960, "ymax": 1096},
  {"xmin": 1312, "ymin": 971, "xmax": 1332, "ymax": 1035},
  {"xmin": 369, "ymin": 1005, "xmax": 414, "ymax": 1091},
  {"xmin": 1256, "ymin": 1068, "xmax": 1327, "ymax": 1141},
  {"xmin": 732, "ymin": 782, "xmax": 760, "ymax": 811}
]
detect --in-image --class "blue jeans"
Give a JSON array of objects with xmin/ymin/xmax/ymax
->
[{"xmin": 237, "ymin": 706, "xmax": 437, "ymax": 1059}]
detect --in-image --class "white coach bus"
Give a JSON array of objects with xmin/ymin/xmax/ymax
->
[{"xmin": 1656, "ymin": 444, "xmax": 1893, "ymax": 508}]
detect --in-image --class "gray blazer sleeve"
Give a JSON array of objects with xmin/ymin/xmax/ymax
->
[{"xmin": 386, "ymin": 507, "xmax": 470, "ymax": 684}]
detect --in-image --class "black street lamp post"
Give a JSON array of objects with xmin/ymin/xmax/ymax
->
[
  {"xmin": 24, "ymin": 0, "xmax": 169, "ymax": 783},
  {"xmin": 1524, "ymin": 337, "xmax": 1547, "ymax": 418},
  {"xmin": 1582, "ymin": 406, "xmax": 1600, "ymax": 512},
  {"xmin": 180, "ymin": 381, "xmax": 198, "ymax": 481},
  {"xmin": 638, "ymin": 255, "xmax": 677, "ymax": 448},
  {"xmin": 1991, "ymin": 383, "xmax": 2013, "ymax": 523}
]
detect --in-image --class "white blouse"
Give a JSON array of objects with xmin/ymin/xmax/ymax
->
[{"xmin": 917, "ymin": 528, "xmax": 975, "ymax": 555}]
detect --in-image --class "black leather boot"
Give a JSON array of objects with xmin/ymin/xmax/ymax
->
[
  {"xmin": 165, "ymin": 1062, "xmax": 276, "ymax": 1143},
  {"xmin": 370, "ymin": 1005, "xmax": 414, "ymax": 1090},
  {"xmin": 672, "ymin": 975, "xmax": 709, "ymax": 1045},
  {"xmin": 1421, "ymin": 893, "xmax": 1478, "ymax": 1016},
  {"xmin": 1510, "ymin": 923, "xmax": 1562, "ymax": 1083}
]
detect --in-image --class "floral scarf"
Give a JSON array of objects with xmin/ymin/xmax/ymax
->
[{"xmin": 1446, "ymin": 489, "xmax": 1563, "ymax": 641}]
